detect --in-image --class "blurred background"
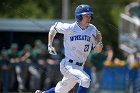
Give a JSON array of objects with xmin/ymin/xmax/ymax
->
[{"xmin": 0, "ymin": 0, "xmax": 140, "ymax": 93}]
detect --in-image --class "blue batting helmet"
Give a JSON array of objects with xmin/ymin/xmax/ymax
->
[{"xmin": 75, "ymin": 4, "xmax": 94, "ymax": 22}]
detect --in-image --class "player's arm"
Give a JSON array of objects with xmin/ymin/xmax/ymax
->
[
  {"xmin": 93, "ymin": 30, "xmax": 103, "ymax": 53},
  {"xmin": 48, "ymin": 25, "xmax": 57, "ymax": 55}
]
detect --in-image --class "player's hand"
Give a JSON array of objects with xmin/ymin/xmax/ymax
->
[
  {"xmin": 48, "ymin": 45, "xmax": 57, "ymax": 55},
  {"xmin": 94, "ymin": 42, "xmax": 103, "ymax": 53},
  {"xmin": 96, "ymin": 42, "xmax": 103, "ymax": 48}
]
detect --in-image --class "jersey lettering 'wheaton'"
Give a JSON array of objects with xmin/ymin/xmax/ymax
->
[
  {"xmin": 70, "ymin": 35, "xmax": 91, "ymax": 42},
  {"xmin": 53, "ymin": 22, "xmax": 97, "ymax": 62}
]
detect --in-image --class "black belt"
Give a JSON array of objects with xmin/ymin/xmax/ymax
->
[{"xmin": 69, "ymin": 59, "xmax": 83, "ymax": 66}]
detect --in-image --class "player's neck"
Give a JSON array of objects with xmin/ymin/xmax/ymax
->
[{"xmin": 78, "ymin": 22, "xmax": 89, "ymax": 30}]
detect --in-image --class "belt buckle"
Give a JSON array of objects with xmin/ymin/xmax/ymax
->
[
  {"xmin": 69, "ymin": 59, "xmax": 82, "ymax": 66},
  {"xmin": 76, "ymin": 62, "xmax": 82, "ymax": 66},
  {"xmin": 69, "ymin": 59, "xmax": 73, "ymax": 63}
]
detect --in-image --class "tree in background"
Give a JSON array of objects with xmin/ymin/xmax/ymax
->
[{"xmin": 0, "ymin": 0, "xmax": 134, "ymax": 57}]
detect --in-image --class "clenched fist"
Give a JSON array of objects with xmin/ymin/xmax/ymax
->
[{"xmin": 48, "ymin": 45, "xmax": 57, "ymax": 55}]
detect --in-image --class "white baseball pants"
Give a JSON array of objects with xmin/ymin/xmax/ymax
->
[{"xmin": 55, "ymin": 58, "xmax": 91, "ymax": 93}]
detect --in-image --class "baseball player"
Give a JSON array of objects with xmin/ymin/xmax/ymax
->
[{"xmin": 35, "ymin": 4, "xmax": 103, "ymax": 93}]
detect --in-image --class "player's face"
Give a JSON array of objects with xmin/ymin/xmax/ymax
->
[{"xmin": 80, "ymin": 14, "xmax": 92, "ymax": 29}]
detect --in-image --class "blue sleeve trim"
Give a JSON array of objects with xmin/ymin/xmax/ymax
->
[{"xmin": 54, "ymin": 22, "xmax": 58, "ymax": 32}]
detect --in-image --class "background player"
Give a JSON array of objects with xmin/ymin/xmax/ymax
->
[{"xmin": 35, "ymin": 4, "xmax": 103, "ymax": 93}]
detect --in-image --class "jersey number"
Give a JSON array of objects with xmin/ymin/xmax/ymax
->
[{"xmin": 84, "ymin": 44, "xmax": 90, "ymax": 52}]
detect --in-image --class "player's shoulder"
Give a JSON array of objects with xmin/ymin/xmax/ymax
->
[
  {"xmin": 55, "ymin": 22, "xmax": 75, "ymax": 27},
  {"xmin": 88, "ymin": 24, "xmax": 98, "ymax": 36},
  {"xmin": 55, "ymin": 22, "xmax": 75, "ymax": 29},
  {"xmin": 88, "ymin": 24, "xmax": 98, "ymax": 31},
  {"xmin": 89, "ymin": 24, "xmax": 97, "ymax": 29}
]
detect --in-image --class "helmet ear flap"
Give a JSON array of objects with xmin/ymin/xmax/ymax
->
[{"xmin": 76, "ymin": 15, "xmax": 82, "ymax": 22}]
